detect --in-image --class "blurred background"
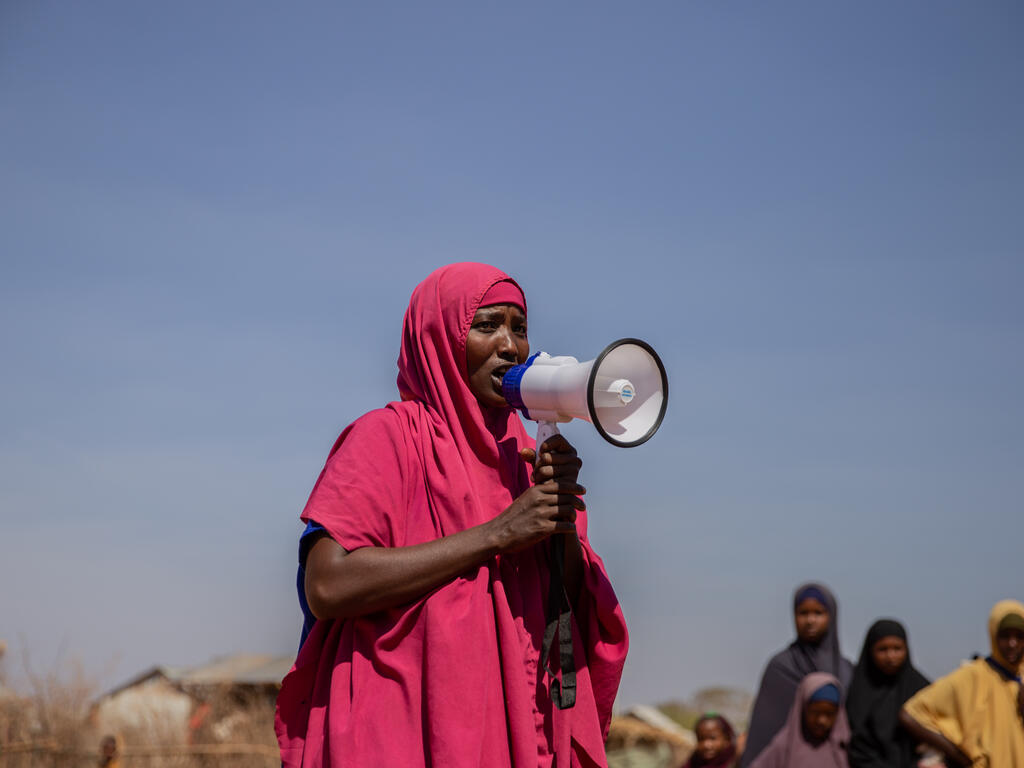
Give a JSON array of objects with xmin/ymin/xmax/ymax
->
[{"xmin": 1, "ymin": 2, "xmax": 1021, "ymax": 758}]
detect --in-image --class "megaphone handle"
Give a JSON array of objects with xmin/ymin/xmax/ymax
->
[
  {"xmin": 532, "ymin": 421, "xmax": 576, "ymax": 708},
  {"xmin": 535, "ymin": 420, "xmax": 560, "ymax": 465}
]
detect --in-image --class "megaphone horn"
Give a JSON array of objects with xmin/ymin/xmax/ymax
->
[{"xmin": 502, "ymin": 338, "xmax": 668, "ymax": 448}]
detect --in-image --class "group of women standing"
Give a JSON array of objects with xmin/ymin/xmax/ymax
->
[{"xmin": 683, "ymin": 585, "xmax": 1024, "ymax": 768}]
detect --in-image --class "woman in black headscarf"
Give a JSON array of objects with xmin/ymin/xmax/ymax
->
[
  {"xmin": 740, "ymin": 583, "xmax": 854, "ymax": 768},
  {"xmin": 846, "ymin": 619, "xmax": 929, "ymax": 768}
]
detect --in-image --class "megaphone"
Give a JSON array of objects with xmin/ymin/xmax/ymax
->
[{"xmin": 502, "ymin": 338, "xmax": 668, "ymax": 449}]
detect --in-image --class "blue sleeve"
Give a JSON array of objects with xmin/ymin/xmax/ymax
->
[{"xmin": 297, "ymin": 521, "xmax": 327, "ymax": 650}]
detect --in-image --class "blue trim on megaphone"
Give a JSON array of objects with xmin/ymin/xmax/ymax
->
[{"xmin": 501, "ymin": 352, "xmax": 541, "ymax": 420}]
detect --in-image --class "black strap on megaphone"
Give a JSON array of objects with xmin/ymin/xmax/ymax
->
[{"xmin": 541, "ymin": 537, "xmax": 576, "ymax": 709}]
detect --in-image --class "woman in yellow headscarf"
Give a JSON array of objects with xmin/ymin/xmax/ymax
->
[{"xmin": 898, "ymin": 599, "xmax": 1024, "ymax": 767}]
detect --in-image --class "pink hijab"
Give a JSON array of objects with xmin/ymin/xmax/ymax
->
[
  {"xmin": 275, "ymin": 263, "xmax": 628, "ymax": 768},
  {"xmin": 748, "ymin": 672, "xmax": 851, "ymax": 768}
]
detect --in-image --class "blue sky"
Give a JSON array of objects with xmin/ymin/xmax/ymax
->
[{"xmin": 1, "ymin": 1, "xmax": 1021, "ymax": 707}]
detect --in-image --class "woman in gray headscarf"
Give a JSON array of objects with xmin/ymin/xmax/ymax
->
[{"xmin": 740, "ymin": 583, "xmax": 854, "ymax": 768}]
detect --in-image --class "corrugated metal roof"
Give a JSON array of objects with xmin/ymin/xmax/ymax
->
[
  {"xmin": 170, "ymin": 654, "xmax": 294, "ymax": 685},
  {"xmin": 99, "ymin": 653, "xmax": 295, "ymax": 699},
  {"xmin": 622, "ymin": 704, "xmax": 694, "ymax": 741}
]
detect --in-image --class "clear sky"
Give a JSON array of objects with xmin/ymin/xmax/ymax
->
[{"xmin": 1, "ymin": 1, "xmax": 1021, "ymax": 708}]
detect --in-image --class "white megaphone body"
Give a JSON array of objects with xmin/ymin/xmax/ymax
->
[{"xmin": 501, "ymin": 338, "xmax": 668, "ymax": 450}]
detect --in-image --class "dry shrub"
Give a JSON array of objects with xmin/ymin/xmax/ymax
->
[
  {"xmin": 0, "ymin": 651, "xmax": 96, "ymax": 767},
  {"xmin": 0, "ymin": 649, "xmax": 279, "ymax": 768},
  {"xmin": 180, "ymin": 685, "xmax": 277, "ymax": 768}
]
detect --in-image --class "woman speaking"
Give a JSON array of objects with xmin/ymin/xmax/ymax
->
[{"xmin": 275, "ymin": 262, "xmax": 629, "ymax": 768}]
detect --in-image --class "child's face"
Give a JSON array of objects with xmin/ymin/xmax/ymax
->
[
  {"xmin": 802, "ymin": 701, "xmax": 838, "ymax": 743},
  {"xmin": 695, "ymin": 720, "xmax": 729, "ymax": 762}
]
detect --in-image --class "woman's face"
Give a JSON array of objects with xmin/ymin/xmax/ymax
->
[
  {"xmin": 465, "ymin": 303, "xmax": 529, "ymax": 409},
  {"xmin": 694, "ymin": 719, "xmax": 729, "ymax": 761},
  {"xmin": 996, "ymin": 627, "xmax": 1024, "ymax": 668},
  {"xmin": 795, "ymin": 598, "xmax": 830, "ymax": 645},
  {"xmin": 871, "ymin": 635, "xmax": 908, "ymax": 677},
  {"xmin": 802, "ymin": 701, "xmax": 838, "ymax": 743}
]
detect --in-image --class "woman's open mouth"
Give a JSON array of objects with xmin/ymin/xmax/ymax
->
[{"xmin": 491, "ymin": 363, "xmax": 514, "ymax": 392}]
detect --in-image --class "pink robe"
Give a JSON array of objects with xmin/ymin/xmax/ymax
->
[{"xmin": 275, "ymin": 263, "xmax": 629, "ymax": 767}]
